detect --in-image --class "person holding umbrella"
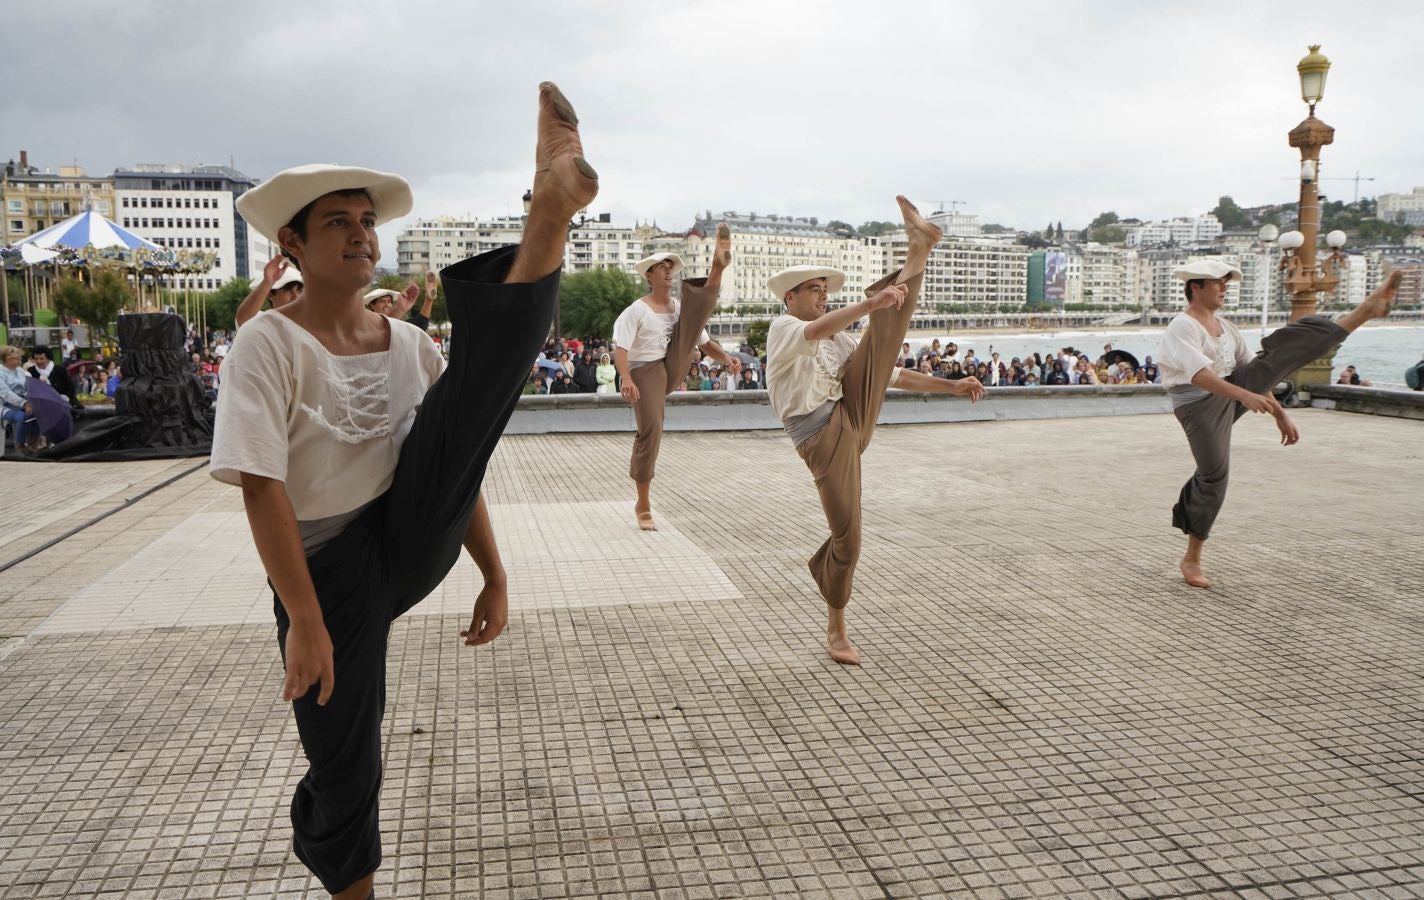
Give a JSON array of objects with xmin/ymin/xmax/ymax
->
[
  {"xmin": 1, "ymin": 345, "xmax": 38, "ymax": 454},
  {"xmin": 1159, "ymin": 261, "xmax": 1403, "ymax": 590},
  {"xmin": 765, "ymin": 197, "xmax": 984, "ymax": 666},
  {"xmin": 612, "ymin": 224, "xmax": 739, "ymax": 531},
  {"xmin": 26, "ymin": 345, "xmax": 81, "ymax": 411}
]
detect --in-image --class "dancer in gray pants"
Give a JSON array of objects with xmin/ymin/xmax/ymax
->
[{"xmin": 1157, "ymin": 260, "xmax": 1402, "ymax": 589}]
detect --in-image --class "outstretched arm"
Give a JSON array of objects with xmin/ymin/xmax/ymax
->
[
  {"xmin": 240, "ymin": 473, "xmax": 333, "ymax": 704},
  {"xmin": 804, "ymin": 283, "xmax": 907, "ymax": 342},
  {"xmin": 460, "ymin": 492, "xmax": 508, "ymax": 646},
  {"xmin": 420, "ymin": 270, "xmax": 438, "ymax": 318},
  {"xmin": 1190, "ymin": 368, "xmax": 1279, "ymax": 415},
  {"xmin": 236, "ymin": 257, "xmax": 286, "ymax": 328},
  {"xmin": 893, "ymin": 369, "xmax": 985, "ymax": 402},
  {"xmin": 698, "ymin": 339, "xmax": 740, "ymax": 374}
]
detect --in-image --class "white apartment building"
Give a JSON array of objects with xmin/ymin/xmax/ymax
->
[
  {"xmin": 395, "ymin": 216, "xmax": 525, "ymax": 276},
  {"xmin": 565, "ymin": 215, "xmax": 644, "ymax": 274},
  {"xmin": 927, "ymin": 210, "xmax": 982, "ymax": 237},
  {"xmin": 113, "ymin": 164, "xmax": 261, "ymax": 290},
  {"xmin": 878, "ymin": 232, "xmax": 1029, "ymax": 308},
  {"xmin": 1125, "ymin": 215, "xmax": 1223, "ymax": 248},
  {"xmin": 1136, "ymin": 248, "xmax": 1245, "ymax": 310},
  {"xmin": 659, "ymin": 212, "xmax": 877, "ymax": 306},
  {"xmin": 1064, "ymin": 243, "xmax": 1139, "ymax": 307},
  {"xmin": 1377, "ymin": 187, "xmax": 1424, "ymax": 226}
]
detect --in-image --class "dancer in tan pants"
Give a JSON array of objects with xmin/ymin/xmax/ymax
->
[
  {"xmin": 613, "ymin": 224, "xmax": 739, "ymax": 530},
  {"xmin": 766, "ymin": 197, "xmax": 984, "ymax": 664}
]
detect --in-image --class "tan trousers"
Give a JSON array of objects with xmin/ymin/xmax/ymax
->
[
  {"xmin": 796, "ymin": 270, "xmax": 922, "ymax": 609},
  {"xmin": 629, "ymin": 277, "xmax": 719, "ymax": 482}
]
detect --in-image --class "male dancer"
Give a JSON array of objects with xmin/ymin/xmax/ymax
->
[
  {"xmin": 612, "ymin": 225, "xmax": 739, "ymax": 530},
  {"xmin": 235, "ymin": 256, "xmax": 304, "ymax": 328},
  {"xmin": 211, "ymin": 82, "xmax": 597, "ymax": 898},
  {"xmin": 1159, "ymin": 260, "xmax": 1402, "ymax": 589},
  {"xmin": 766, "ymin": 197, "xmax": 983, "ymax": 664}
]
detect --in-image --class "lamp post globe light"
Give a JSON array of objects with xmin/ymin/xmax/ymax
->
[
  {"xmin": 1258, "ymin": 224, "xmax": 1279, "ymax": 332},
  {"xmin": 1283, "ymin": 44, "xmax": 1345, "ymax": 387}
]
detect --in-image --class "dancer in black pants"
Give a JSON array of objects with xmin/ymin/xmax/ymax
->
[{"xmin": 211, "ymin": 82, "xmax": 598, "ymax": 899}]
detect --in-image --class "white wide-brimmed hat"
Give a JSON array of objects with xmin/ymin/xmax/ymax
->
[
  {"xmin": 271, "ymin": 268, "xmax": 303, "ymax": 290},
  {"xmin": 1173, "ymin": 259, "xmax": 1242, "ymax": 282},
  {"xmin": 634, "ymin": 252, "xmax": 685, "ymax": 277},
  {"xmin": 363, "ymin": 288, "xmax": 401, "ymax": 308},
  {"xmin": 768, "ymin": 265, "xmax": 846, "ymax": 299},
  {"xmin": 236, "ymin": 164, "xmax": 413, "ymax": 243}
]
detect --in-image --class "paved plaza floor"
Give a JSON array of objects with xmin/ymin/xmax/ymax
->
[{"xmin": 1, "ymin": 409, "xmax": 1421, "ymax": 899}]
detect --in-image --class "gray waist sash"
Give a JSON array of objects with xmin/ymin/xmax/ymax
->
[
  {"xmin": 784, "ymin": 400, "xmax": 836, "ymax": 449},
  {"xmin": 1169, "ymin": 384, "xmax": 1213, "ymax": 409}
]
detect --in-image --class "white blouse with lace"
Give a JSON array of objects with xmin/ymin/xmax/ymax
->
[{"xmin": 210, "ymin": 310, "xmax": 445, "ymax": 523}]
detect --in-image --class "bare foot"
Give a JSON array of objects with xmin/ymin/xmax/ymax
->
[
  {"xmin": 1363, "ymin": 269, "xmax": 1403, "ymax": 319},
  {"xmin": 828, "ymin": 632, "xmax": 861, "ymax": 665},
  {"xmin": 1180, "ymin": 559, "xmax": 1211, "ymax": 589},
  {"xmin": 896, "ymin": 195, "xmax": 944, "ymax": 253},
  {"xmin": 714, "ymin": 222, "xmax": 732, "ymax": 268},
  {"xmin": 635, "ymin": 505, "xmax": 657, "ymax": 532},
  {"xmin": 534, "ymin": 82, "xmax": 599, "ymax": 217}
]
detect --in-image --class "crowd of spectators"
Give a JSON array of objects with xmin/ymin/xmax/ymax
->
[
  {"xmin": 520, "ymin": 337, "xmax": 763, "ymax": 395},
  {"xmin": 896, "ymin": 339, "xmax": 1162, "ymax": 387}
]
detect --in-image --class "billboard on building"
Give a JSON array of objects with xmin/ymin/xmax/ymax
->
[{"xmin": 1044, "ymin": 251, "xmax": 1067, "ymax": 305}]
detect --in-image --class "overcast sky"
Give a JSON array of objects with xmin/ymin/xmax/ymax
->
[{"xmin": 4, "ymin": 0, "xmax": 1420, "ymax": 249}]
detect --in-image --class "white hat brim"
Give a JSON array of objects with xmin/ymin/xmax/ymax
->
[
  {"xmin": 363, "ymin": 288, "xmax": 401, "ymax": 306},
  {"xmin": 1173, "ymin": 260, "xmax": 1243, "ymax": 282},
  {"xmin": 237, "ymin": 164, "xmax": 414, "ymax": 244},
  {"xmin": 271, "ymin": 270, "xmax": 303, "ymax": 290},
  {"xmin": 767, "ymin": 266, "xmax": 846, "ymax": 299},
  {"xmin": 634, "ymin": 253, "xmax": 685, "ymax": 277}
]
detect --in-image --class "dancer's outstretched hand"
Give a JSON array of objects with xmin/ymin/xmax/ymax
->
[
  {"xmin": 714, "ymin": 222, "xmax": 732, "ymax": 268},
  {"xmin": 621, "ymin": 381, "xmax": 640, "ymax": 403},
  {"xmin": 283, "ymin": 621, "xmax": 335, "ymax": 705},
  {"xmin": 462, "ymin": 579, "xmax": 508, "ymax": 646},
  {"xmin": 394, "ymin": 284, "xmax": 419, "ymax": 317},
  {"xmin": 955, "ymin": 376, "xmax": 985, "ymax": 403},
  {"xmin": 866, "ymin": 283, "xmax": 907, "ymax": 311},
  {"xmin": 1275, "ymin": 411, "xmax": 1300, "ymax": 446}
]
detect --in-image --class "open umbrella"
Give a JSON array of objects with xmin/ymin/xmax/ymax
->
[
  {"xmin": 1102, "ymin": 349, "xmax": 1140, "ymax": 370},
  {"xmin": 24, "ymin": 378, "xmax": 73, "ymax": 443},
  {"xmin": 535, "ymin": 358, "xmax": 563, "ymax": 374}
]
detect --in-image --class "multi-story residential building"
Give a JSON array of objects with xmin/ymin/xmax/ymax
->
[
  {"xmin": 674, "ymin": 211, "xmax": 877, "ymax": 305},
  {"xmin": 1063, "ymin": 242, "xmax": 1140, "ymax": 307},
  {"xmin": 395, "ymin": 216, "xmax": 525, "ymax": 276},
  {"xmin": 927, "ymin": 209, "xmax": 982, "ymax": 237},
  {"xmin": 1377, "ymin": 187, "xmax": 1424, "ymax": 226},
  {"xmin": 2, "ymin": 151, "xmax": 117, "ymax": 242},
  {"xmin": 113, "ymin": 163, "xmax": 263, "ymax": 289},
  {"xmin": 1136, "ymin": 247, "xmax": 1245, "ymax": 310},
  {"xmin": 1125, "ymin": 214, "xmax": 1222, "ymax": 248},
  {"xmin": 879, "ymin": 231, "xmax": 1029, "ymax": 308},
  {"xmin": 565, "ymin": 215, "xmax": 643, "ymax": 274}
]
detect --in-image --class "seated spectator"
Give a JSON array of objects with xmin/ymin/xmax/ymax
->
[
  {"xmin": 1073, "ymin": 358, "xmax": 1098, "ymax": 385},
  {"xmin": 550, "ymin": 372, "xmax": 575, "ymax": 394},
  {"xmin": 1141, "ymin": 356, "xmax": 1160, "ymax": 383},
  {"xmin": 1024, "ymin": 372, "xmax": 1040, "ymax": 387},
  {"xmin": 684, "ymin": 363, "xmax": 703, "ymax": 392},
  {"xmin": 1045, "ymin": 360, "xmax": 1070, "ymax": 385},
  {"xmin": 105, "ymin": 364, "xmax": 122, "ymax": 398},
  {"xmin": 738, "ymin": 368, "xmax": 758, "ymax": 390},
  {"xmin": 1337, "ymin": 365, "xmax": 1372, "ymax": 386},
  {"xmin": 945, "ymin": 361, "xmax": 966, "ymax": 380}
]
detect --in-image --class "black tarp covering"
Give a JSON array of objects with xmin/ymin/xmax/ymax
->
[{"xmin": 35, "ymin": 313, "xmax": 214, "ymax": 462}]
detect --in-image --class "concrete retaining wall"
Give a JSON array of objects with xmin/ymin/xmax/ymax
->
[
  {"xmin": 506, "ymin": 386, "xmax": 1173, "ymax": 434},
  {"xmin": 1307, "ymin": 384, "xmax": 1424, "ymax": 422}
]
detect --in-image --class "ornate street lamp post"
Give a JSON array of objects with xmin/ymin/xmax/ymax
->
[{"xmin": 1280, "ymin": 44, "xmax": 1342, "ymax": 387}]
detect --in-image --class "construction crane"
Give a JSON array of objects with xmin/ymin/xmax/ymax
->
[{"xmin": 1280, "ymin": 170, "xmax": 1375, "ymax": 202}]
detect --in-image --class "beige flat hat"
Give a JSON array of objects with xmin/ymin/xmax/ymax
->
[
  {"xmin": 634, "ymin": 252, "xmax": 685, "ymax": 277},
  {"xmin": 237, "ymin": 164, "xmax": 413, "ymax": 243},
  {"xmin": 1174, "ymin": 259, "xmax": 1242, "ymax": 282},
  {"xmin": 270, "ymin": 269, "xmax": 303, "ymax": 290},
  {"xmin": 768, "ymin": 265, "xmax": 846, "ymax": 298}
]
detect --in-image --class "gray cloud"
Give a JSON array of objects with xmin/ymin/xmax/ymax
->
[{"xmin": 3, "ymin": 0, "xmax": 1418, "ymax": 252}]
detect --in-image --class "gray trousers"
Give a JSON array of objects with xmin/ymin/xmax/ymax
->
[{"xmin": 1172, "ymin": 315, "xmax": 1347, "ymax": 540}]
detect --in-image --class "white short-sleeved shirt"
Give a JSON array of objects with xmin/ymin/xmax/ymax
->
[
  {"xmin": 209, "ymin": 311, "xmax": 445, "ymax": 523},
  {"xmin": 1156, "ymin": 313, "xmax": 1251, "ymax": 389},
  {"xmin": 612, "ymin": 297, "xmax": 709, "ymax": 365},
  {"xmin": 765, "ymin": 314, "xmax": 903, "ymax": 424}
]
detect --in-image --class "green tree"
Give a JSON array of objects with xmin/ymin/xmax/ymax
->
[
  {"xmin": 1212, "ymin": 195, "xmax": 1249, "ymax": 229},
  {"xmin": 1055, "ymin": 221, "xmax": 1064, "ymax": 240},
  {"xmin": 858, "ymin": 221, "xmax": 898, "ymax": 236},
  {"xmin": 559, "ymin": 268, "xmax": 641, "ymax": 340},
  {"xmin": 744, "ymin": 318, "xmax": 772, "ymax": 354},
  {"xmin": 1090, "ymin": 225, "xmax": 1127, "ymax": 243},
  {"xmin": 982, "ymin": 223, "xmax": 1012, "ymax": 234},
  {"xmin": 52, "ymin": 270, "xmax": 132, "ymax": 347},
  {"xmin": 1089, "ymin": 211, "xmax": 1120, "ymax": 229},
  {"xmin": 1044, "ymin": 222, "xmax": 1054, "ymax": 239},
  {"xmin": 202, "ymin": 277, "xmax": 253, "ymax": 333}
]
